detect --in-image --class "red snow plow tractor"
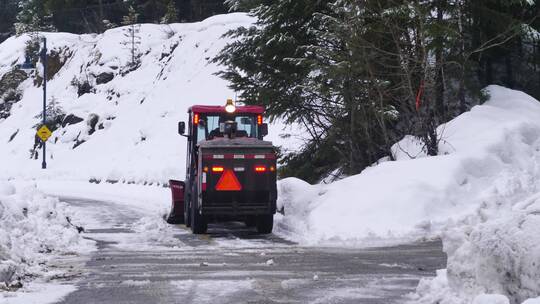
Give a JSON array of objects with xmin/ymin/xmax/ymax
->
[{"xmin": 167, "ymin": 99, "xmax": 278, "ymax": 234}]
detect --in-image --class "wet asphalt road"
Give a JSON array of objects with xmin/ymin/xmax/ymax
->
[{"xmin": 52, "ymin": 197, "xmax": 446, "ymax": 304}]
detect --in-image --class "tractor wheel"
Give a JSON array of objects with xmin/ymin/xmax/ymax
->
[
  {"xmin": 256, "ymin": 214, "xmax": 273, "ymax": 234},
  {"xmin": 184, "ymin": 194, "xmax": 191, "ymax": 228},
  {"xmin": 190, "ymin": 185, "xmax": 207, "ymax": 234},
  {"xmin": 166, "ymin": 212, "xmax": 183, "ymax": 224},
  {"xmin": 244, "ymin": 216, "xmax": 256, "ymax": 228}
]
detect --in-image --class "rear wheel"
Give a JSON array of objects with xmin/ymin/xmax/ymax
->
[
  {"xmin": 190, "ymin": 185, "xmax": 207, "ymax": 234},
  {"xmin": 184, "ymin": 193, "xmax": 191, "ymax": 227},
  {"xmin": 166, "ymin": 212, "xmax": 183, "ymax": 224},
  {"xmin": 256, "ymin": 214, "xmax": 273, "ymax": 234}
]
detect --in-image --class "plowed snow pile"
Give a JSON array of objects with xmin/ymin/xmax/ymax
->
[
  {"xmin": 0, "ymin": 181, "xmax": 90, "ymax": 290},
  {"xmin": 275, "ymin": 86, "xmax": 540, "ymax": 303}
]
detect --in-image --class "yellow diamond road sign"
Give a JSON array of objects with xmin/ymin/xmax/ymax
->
[{"xmin": 37, "ymin": 125, "xmax": 52, "ymax": 142}]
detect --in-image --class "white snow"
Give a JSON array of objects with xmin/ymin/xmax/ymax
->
[
  {"xmin": 120, "ymin": 280, "xmax": 151, "ymax": 287},
  {"xmin": 0, "ymin": 283, "xmax": 76, "ymax": 304},
  {"xmin": 169, "ymin": 279, "xmax": 254, "ymax": 303},
  {"xmin": 523, "ymin": 298, "xmax": 540, "ymax": 304},
  {"xmin": 472, "ymin": 294, "xmax": 511, "ymax": 304},
  {"xmin": 0, "ymin": 181, "xmax": 92, "ymax": 290}
]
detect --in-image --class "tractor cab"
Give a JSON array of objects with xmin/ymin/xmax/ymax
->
[
  {"xmin": 179, "ymin": 101, "xmax": 269, "ymax": 143},
  {"xmin": 168, "ymin": 100, "xmax": 277, "ymax": 235}
]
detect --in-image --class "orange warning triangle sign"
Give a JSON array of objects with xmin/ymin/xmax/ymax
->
[{"xmin": 215, "ymin": 169, "xmax": 242, "ymax": 191}]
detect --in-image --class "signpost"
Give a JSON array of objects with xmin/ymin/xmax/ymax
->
[{"xmin": 20, "ymin": 37, "xmax": 48, "ymax": 169}]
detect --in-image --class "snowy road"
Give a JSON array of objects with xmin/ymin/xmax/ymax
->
[{"xmin": 52, "ymin": 197, "xmax": 446, "ymax": 304}]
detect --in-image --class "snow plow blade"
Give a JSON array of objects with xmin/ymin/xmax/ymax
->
[{"xmin": 166, "ymin": 179, "xmax": 185, "ymax": 224}]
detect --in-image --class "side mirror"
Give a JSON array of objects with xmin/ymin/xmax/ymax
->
[
  {"xmin": 178, "ymin": 121, "xmax": 185, "ymax": 135},
  {"xmin": 259, "ymin": 123, "xmax": 268, "ymax": 138}
]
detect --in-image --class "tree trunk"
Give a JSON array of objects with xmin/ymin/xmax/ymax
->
[
  {"xmin": 458, "ymin": 0, "xmax": 467, "ymax": 113},
  {"xmin": 349, "ymin": 101, "xmax": 355, "ymax": 174},
  {"xmin": 98, "ymin": 0, "xmax": 104, "ymax": 25},
  {"xmin": 435, "ymin": 0, "xmax": 445, "ymax": 120},
  {"xmin": 505, "ymin": 52, "xmax": 514, "ymax": 89},
  {"xmin": 485, "ymin": 57, "xmax": 493, "ymax": 85}
]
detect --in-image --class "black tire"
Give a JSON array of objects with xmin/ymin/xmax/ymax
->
[
  {"xmin": 190, "ymin": 184, "xmax": 207, "ymax": 234},
  {"xmin": 244, "ymin": 216, "xmax": 256, "ymax": 228},
  {"xmin": 166, "ymin": 212, "xmax": 183, "ymax": 224},
  {"xmin": 256, "ymin": 214, "xmax": 273, "ymax": 234},
  {"xmin": 184, "ymin": 192, "xmax": 191, "ymax": 228}
]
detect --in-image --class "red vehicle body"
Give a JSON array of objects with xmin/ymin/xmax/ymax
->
[{"xmin": 167, "ymin": 101, "xmax": 278, "ymax": 234}]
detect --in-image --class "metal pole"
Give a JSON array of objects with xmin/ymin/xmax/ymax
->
[{"xmin": 42, "ymin": 37, "xmax": 47, "ymax": 169}]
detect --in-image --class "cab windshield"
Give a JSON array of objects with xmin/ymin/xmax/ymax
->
[{"xmin": 196, "ymin": 114, "xmax": 258, "ymax": 143}]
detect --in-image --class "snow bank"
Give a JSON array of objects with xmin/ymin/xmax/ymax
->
[
  {"xmin": 277, "ymin": 86, "xmax": 540, "ymax": 242},
  {"xmin": 274, "ymin": 178, "xmax": 322, "ymax": 241},
  {"xmin": 0, "ymin": 13, "xmax": 301, "ymax": 185},
  {"xmin": 411, "ymin": 198, "xmax": 540, "ymax": 304},
  {"xmin": 0, "ymin": 181, "xmax": 90, "ymax": 289},
  {"xmin": 275, "ymin": 86, "xmax": 540, "ymax": 302}
]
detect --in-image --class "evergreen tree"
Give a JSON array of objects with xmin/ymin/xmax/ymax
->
[
  {"xmin": 122, "ymin": 6, "xmax": 141, "ymax": 66},
  {"xmin": 0, "ymin": 0, "xmax": 19, "ymax": 39},
  {"xmin": 214, "ymin": 0, "xmax": 338, "ymax": 180},
  {"xmin": 216, "ymin": 0, "xmax": 540, "ymax": 181},
  {"xmin": 15, "ymin": 0, "xmax": 56, "ymax": 35},
  {"xmin": 161, "ymin": 0, "xmax": 178, "ymax": 24},
  {"xmin": 225, "ymin": 0, "xmax": 266, "ymax": 12}
]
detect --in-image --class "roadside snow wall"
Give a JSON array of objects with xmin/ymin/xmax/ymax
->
[
  {"xmin": 275, "ymin": 86, "xmax": 540, "ymax": 303},
  {"xmin": 0, "ymin": 181, "xmax": 88, "ymax": 288}
]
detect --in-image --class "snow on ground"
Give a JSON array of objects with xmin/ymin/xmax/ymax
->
[
  {"xmin": 0, "ymin": 180, "xmax": 91, "ymax": 301},
  {"xmin": 169, "ymin": 279, "xmax": 254, "ymax": 303},
  {"xmin": 0, "ymin": 13, "xmax": 301, "ymax": 185},
  {"xmin": 275, "ymin": 86, "xmax": 540, "ymax": 303},
  {"xmin": 0, "ymin": 283, "xmax": 76, "ymax": 304},
  {"xmin": 36, "ymin": 180, "xmax": 185, "ymax": 251}
]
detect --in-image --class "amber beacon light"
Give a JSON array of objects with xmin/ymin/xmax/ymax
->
[{"xmin": 225, "ymin": 98, "xmax": 236, "ymax": 113}]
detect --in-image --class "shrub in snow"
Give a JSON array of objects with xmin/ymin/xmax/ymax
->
[{"xmin": 0, "ymin": 182, "xmax": 86, "ymax": 288}]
